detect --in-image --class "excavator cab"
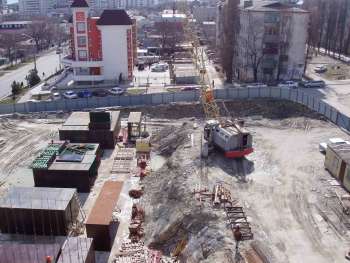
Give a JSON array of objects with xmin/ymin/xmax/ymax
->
[{"xmin": 204, "ymin": 120, "xmax": 219, "ymax": 143}]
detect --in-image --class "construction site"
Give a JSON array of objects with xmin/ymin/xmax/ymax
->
[{"xmin": 0, "ymin": 93, "xmax": 349, "ymax": 263}]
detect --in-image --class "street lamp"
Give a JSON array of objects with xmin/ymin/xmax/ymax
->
[{"xmin": 22, "ymin": 33, "xmax": 37, "ymax": 72}]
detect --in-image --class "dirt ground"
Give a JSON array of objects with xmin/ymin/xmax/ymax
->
[{"xmin": 0, "ymin": 99, "xmax": 349, "ymax": 263}]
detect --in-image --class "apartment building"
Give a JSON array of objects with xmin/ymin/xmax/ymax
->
[
  {"xmin": 19, "ymin": 0, "xmax": 50, "ymax": 16},
  {"xmin": 62, "ymin": 0, "xmax": 136, "ymax": 82},
  {"xmin": 236, "ymin": 1, "xmax": 309, "ymax": 82}
]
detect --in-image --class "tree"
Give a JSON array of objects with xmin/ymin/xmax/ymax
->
[
  {"xmin": 27, "ymin": 69, "xmax": 41, "ymax": 87},
  {"xmin": 239, "ymin": 14, "xmax": 265, "ymax": 82},
  {"xmin": 220, "ymin": 0, "xmax": 240, "ymax": 83},
  {"xmin": 0, "ymin": 32, "xmax": 21, "ymax": 65},
  {"xmin": 26, "ymin": 19, "xmax": 48, "ymax": 52},
  {"xmin": 11, "ymin": 81, "xmax": 21, "ymax": 100}
]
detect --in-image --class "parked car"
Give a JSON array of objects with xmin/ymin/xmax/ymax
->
[
  {"xmin": 181, "ymin": 86, "xmax": 200, "ymax": 91},
  {"xmin": 109, "ymin": 87, "xmax": 125, "ymax": 95},
  {"xmin": 63, "ymin": 90, "xmax": 78, "ymax": 99},
  {"xmin": 314, "ymin": 65, "xmax": 327, "ymax": 73},
  {"xmin": 151, "ymin": 63, "xmax": 168, "ymax": 72},
  {"xmin": 278, "ymin": 81, "xmax": 298, "ymax": 89},
  {"xmin": 319, "ymin": 138, "xmax": 350, "ymax": 154},
  {"xmin": 301, "ymin": 80, "xmax": 326, "ymax": 88},
  {"xmin": 51, "ymin": 92, "xmax": 61, "ymax": 100},
  {"xmin": 92, "ymin": 89, "xmax": 109, "ymax": 97},
  {"xmin": 246, "ymin": 83, "xmax": 268, "ymax": 88},
  {"xmin": 77, "ymin": 90, "xmax": 93, "ymax": 98}
]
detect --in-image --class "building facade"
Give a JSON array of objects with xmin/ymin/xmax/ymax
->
[
  {"xmin": 62, "ymin": 0, "xmax": 135, "ymax": 82},
  {"xmin": 235, "ymin": 1, "xmax": 309, "ymax": 82},
  {"xmin": 19, "ymin": 0, "xmax": 50, "ymax": 16}
]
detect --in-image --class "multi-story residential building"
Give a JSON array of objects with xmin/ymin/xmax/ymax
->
[
  {"xmin": 19, "ymin": 0, "xmax": 50, "ymax": 16},
  {"xmin": 235, "ymin": 1, "xmax": 309, "ymax": 82},
  {"xmin": 217, "ymin": 0, "xmax": 309, "ymax": 82},
  {"xmin": 0, "ymin": 0, "xmax": 7, "ymax": 14},
  {"xmin": 62, "ymin": 0, "xmax": 136, "ymax": 82}
]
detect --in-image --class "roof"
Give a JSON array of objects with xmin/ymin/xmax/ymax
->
[
  {"xmin": 0, "ymin": 187, "xmax": 76, "ymax": 210},
  {"xmin": 71, "ymin": 0, "xmax": 89, "ymax": 8},
  {"xmin": 61, "ymin": 111, "xmax": 120, "ymax": 132},
  {"xmin": 58, "ymin": 237, "xmax": 93, "ymax": 263},
  {"xmin": 0, "ymin": 21, "xmax": 32, "ymax": 25},
  {"xmin": 328, "ymin": 143, "xmax": 350, "ymax": 164},
  {"xmin": 0, "ymin": 243, "xmax": 61, "ymax": 263},
  {"xmin": 97, "ymin": 10, "xmax": 133, "ymax": 26},
  {"xmin": 86, "ymin": 181, "xmax": 123, "ymax": 225},
  {"xmin": 128, "ymin": 112, "xmax": 142, "ymax": 123},
  {"xmin": 243, "ymin": 0, "xmax": 308, "ymax": 13}
]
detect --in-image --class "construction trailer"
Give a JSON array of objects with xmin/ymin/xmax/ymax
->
[
  {"xmin": 31, "ymin": 141, "xmax": 102, "ymax": 192},
  {"xmin": 0, "ymin": 236, "xmax": 95, "ymax": 263},
  {"xmin": 127, "ymin": 112, "xmax": 142, "ymax": 142},
  {"xmin": 85, "ymin": 181, "xmax": 124, "ymax": 251},
  {"xmin": 59, "ymin": 111, "xmax": 121, "ymax": 149},
  {"xmin": 325, "ymin": 143, "xmax": 350, "ymax": 192},
  {"xmin": 204, "ymin": 119, "xmax": 253, "ymax": 158},
  {"xmin": 0, "ymin": 187, "xmax": 79, "ymax": 236}
]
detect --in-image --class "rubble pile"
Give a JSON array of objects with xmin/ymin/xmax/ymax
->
[{"xmin": 142, "ymin": 126, "xmax": 235, "ymax": 262}]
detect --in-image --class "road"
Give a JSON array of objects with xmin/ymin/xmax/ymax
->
[
  {"xmin": 304, "ymin": 54, "xmax": 350, "ymax": 116},
  {"xmin": 0, "ymin": 50, "xmax": 60, "ymax": 99}
]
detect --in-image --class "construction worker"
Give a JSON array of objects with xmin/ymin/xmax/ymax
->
[
  {"xmin": 45, "ymin": 256, "xmax": 52, "ymax": 263},
  {"xmin": 233, "ymin": 224, "xmax": 242, "ymax": 251}
]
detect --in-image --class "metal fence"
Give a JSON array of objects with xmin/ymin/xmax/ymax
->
[{"xmin": 2, "ymin": 86, "xmax": 350, "ymax": 131}]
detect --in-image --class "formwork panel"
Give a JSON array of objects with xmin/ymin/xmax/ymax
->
[{"xmin": 86, "ymin": 181, "xmax": 123, "ymax": 251}]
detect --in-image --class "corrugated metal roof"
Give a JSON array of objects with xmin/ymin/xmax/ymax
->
[
  {"xmin": 86, "ymin": 181, "xmax": 123, "ymax": 225},
  {"xmin": 0, "ymin": 187, "xmax": 76, "ymax": 210}
]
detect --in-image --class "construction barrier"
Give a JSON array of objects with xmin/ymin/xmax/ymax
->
[{"xmin": 1, "ymin": 87, "xmax": 350, "ymax": 132}]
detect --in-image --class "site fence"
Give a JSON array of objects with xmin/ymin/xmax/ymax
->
[{"xmin": 1, "ymin": 87, "xmax": 350, "ymax": 131}]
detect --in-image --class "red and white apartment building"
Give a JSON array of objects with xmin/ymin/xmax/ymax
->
[{"xmin": 62, "ymin": 0, "xmax": 137, "ymax": 82}]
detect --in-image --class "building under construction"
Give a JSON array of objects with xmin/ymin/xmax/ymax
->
[
  {"xmin": 59, "ymin": 111, "xmax": 121, "ymax": 149},
  {"xmin": 31, "ymin": 141, "xmax": 102, "ymax": 192},
  {"xmin": 0, "ymin": 186, "xmax": 80, "ymax": 236}
]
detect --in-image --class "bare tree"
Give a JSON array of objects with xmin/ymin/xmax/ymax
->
[
  {"xmin": 239, "ymin": 14, "xmax": 265, "ymax": 82},
  {"xmin": 26, "ymin": 19, "xmax": 48, "ymax": 52},
  {"xmin": 0, "ymin": 32, "xmax": 21, "ymax": 65},
  {"xmin": 220, "ymin": 0, "xmax": 240, "ymax": 83}
]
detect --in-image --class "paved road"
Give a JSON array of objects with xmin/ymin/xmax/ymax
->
[
  {"xmin": 0, "ymin": 50, "xmax": 60, "ymax": 99},
  {"xmin": 304, "ymin": 55, "xmax": 350, "ymax": 116}
]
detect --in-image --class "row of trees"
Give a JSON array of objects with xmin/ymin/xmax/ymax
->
[
  {"xmin": 303, "ymin": 0, "xmax": 350, "ymax": 57},
  {"xmin": 0, "ymin": 18, "xmax": 68, "ymax": 66}
]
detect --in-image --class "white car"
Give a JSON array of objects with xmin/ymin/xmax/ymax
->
[
  {"xmin": 278, "ymin": 81, "xmax": 298, "ymax": 89},
  {"xmin": 246, "ymin": 83, "xmax": 268, "ymax": 88},
  {"xmin": 52, "ymin": 92, "xmax": 61, "ymax": 100},
  {"xmin": 109, "ymin": 87, "xmax": 125, "ymax": 95},
  {"xmin": 314, "ymin": 65, "xmax": 327, "ymax": 73},
  {"xmin": 151, "ymin": 63, "xmax": 168, "ymax": 72},
  {"xmin": 319, "ymin": 138, "xmax": 350, "ymax": 154},
  {"xmin": 63, "ymin": 90, "xmax": 78, "ymax": 99}
]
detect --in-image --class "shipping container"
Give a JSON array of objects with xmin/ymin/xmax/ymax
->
[
  {"xmin": 0, "ymin": 187, "xmax": 79, "ymax": 236},
  {"xmin": 85, "ymin": 181, "xmax": 124, "ymax": 251}
]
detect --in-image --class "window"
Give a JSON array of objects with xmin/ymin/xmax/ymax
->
[
  {"xmin": 78, "ymin": 50, "xmax": 87, "ymax": 60},
  {"xmin": 76, "ymin": 22, "xmax": 86, "ymax": 33},
  {"xmin": 77, "ymin": 36, "xmax": 86, "ymax": 47}
]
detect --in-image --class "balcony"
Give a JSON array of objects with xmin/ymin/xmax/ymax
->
[{"xmin": 61, "ymin": 56, "xmax": 103, "ymax": 68}]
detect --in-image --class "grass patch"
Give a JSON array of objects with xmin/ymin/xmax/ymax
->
[
  {"xmin": 126, "ymin": 88, "xmax": 147, "ymax": 95},
  {"xmin": 166, "ymin": 87, "xmax": 181, "ymax": 93},
  {"xmin": 0, "ymin": 87, "xmax": 29, "ymax": 104}
]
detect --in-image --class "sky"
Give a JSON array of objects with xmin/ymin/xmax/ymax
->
[{"xmin": 7, "ymin": 0, "xmax": 18, "ymax": 4}]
